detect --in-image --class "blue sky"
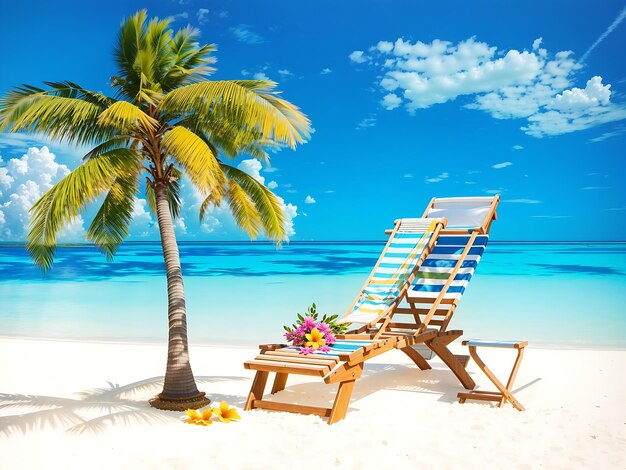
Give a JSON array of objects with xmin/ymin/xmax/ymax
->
[{"xmin": 1, "ymin": 0, "xmax": 625, "ymax": 242}]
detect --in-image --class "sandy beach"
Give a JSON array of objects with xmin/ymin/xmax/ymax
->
[{"xmin": 0, "ymin": 337, "xmax": 624, "ymax": 469}]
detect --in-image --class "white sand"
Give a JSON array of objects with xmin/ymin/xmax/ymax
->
[{"xmin": 0, "ymin": 337, "xmax": 624, "ymax": 469}]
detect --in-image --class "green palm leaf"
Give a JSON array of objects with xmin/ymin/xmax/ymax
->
[{"xmin": 27, "ymin": 149, "xmax": 141, "ymax": 270}]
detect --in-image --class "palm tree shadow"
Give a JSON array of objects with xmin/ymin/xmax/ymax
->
[{"xmin": 0, "ymin": 375, "xmax": 248, "ymax": 437}]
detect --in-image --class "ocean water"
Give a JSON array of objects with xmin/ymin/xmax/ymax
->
[{"xmin": 0, "ymin": 241, "xmax": 625, "ymax": 349}]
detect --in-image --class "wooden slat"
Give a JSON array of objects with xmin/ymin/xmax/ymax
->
[
  {"xmin": 263, "ymin": 350, "xmax": 339, "ymax": 364},
  {"xmin": 454, "ymin": 354, "xmax": 470, "ymax": 368},
  {"xmin": 244, "ymin": 360, "xmax": 329, "ymax": 377},
  {"xmin": 457, "ymin": 392, "xmax": 502, "ymax": 402},
  {"xmin": 255, "ymin": 354, "xmax": 338, "ymax": 367},
  {"xmin": 253, "ymin": 400, "xmax": 332, "ymax": 417},
  {"xmin": 394, "ymin": 307, "xmax": 450, "ymax": 316}
]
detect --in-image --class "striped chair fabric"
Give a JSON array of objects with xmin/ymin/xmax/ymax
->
[
  {"xmin": 407, "ymin": 234, "xmax": 489, "ymax": 301},
  {"xmin": 342, "ymin": 218, "xmax": 442, "ymax": 325},
  {"xmin": 286, "ymin": 339, "xmax": 379, "ymax": 357}
]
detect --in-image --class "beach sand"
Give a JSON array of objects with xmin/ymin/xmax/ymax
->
[{"xmin": 0, "ymin": 337, "xmax": 624, "ymax": 469}]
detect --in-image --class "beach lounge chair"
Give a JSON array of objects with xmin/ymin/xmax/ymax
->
[
  {"xmin": 372, "ymin": 195, "xmax": 500, "ymax": 390},
  {"xmin": 244, "ymin": 217, "xmax": 447, "ymax": 423},
  {"xmin": 244, "ymin": 195, "xmax": 499, "ymax": 423}
]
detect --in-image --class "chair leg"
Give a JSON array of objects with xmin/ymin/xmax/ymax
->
[
  {"xmin": 244, "ymin": 371, "xmax": 269, "ymax": 410},
  {"xmin": 328, "ymin": 380, "xmax": 356, "ymax": 424},
  {"xmin": 401, "ymin": 346, "xmax": 432, "ymax": 371},
  {"xmin": 427, "ymin": 337, "xmax": 476, "ymax": 390},
  {"xmin": 271, "ymin": 373, "xmax": 289, "ymax": 394}
]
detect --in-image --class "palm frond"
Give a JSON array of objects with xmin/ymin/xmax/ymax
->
[
  {"xmin": 159, "ymin": 80, "xmax": 311, "ymax": 148},
  {"xmin": 221, "ymin": 164, "xmax": 286, "ymax": 242},
  {"xmin": 97, "ymin": 101, "xmax": 158, "ymax": 133},
  {"xmin": 83, "ymin": 136, "xmax": 132, "ymax": 161},
  {"xmin": 0, "ymin": 91, "xmax": 115, "ymax": 146},
  {"xmin": 225, "ymin": 179, "xmax": 262, "ymax": 239},
  {"xmin": 161, "ymin": 126, "xmax": 224, "ymax": 195},
  {"xmin": 86, "ymin": 169, "xmax": 140, "ymax": 260},
  {"xmin": 26, "ymin": 149, "xmax": 141, "ymax": 270}
]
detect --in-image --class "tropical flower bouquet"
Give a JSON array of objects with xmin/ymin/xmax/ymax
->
[{"xmin": 283, "ymin": 303, "xmax": 348, "ymax": 355}]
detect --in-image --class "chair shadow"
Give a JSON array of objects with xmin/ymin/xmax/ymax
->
[
  {"xmin": 265, "ymin": 363, "xmax": 470, "ymax": 412},
  {"xmin": 0, "ymin": 375, "xmax": 248, "ymax": 437}
]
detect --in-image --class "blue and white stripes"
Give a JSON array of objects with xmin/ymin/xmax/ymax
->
[
  {"xmin": 407, "ymin": 234, "xmax": 489, "ymax": 301},
  {"xmin": 341, "ymin": 218, "xmax": 440, "ymax": 324}
]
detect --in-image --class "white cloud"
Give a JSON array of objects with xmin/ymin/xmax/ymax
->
[
  {"xmin": 197, "ymin": 8, "xmax": 209, "ymax": 24},
  {"xmin": 0, "ymin": 146, "xmax": 86, "ymax": 242},
  {"xmin": 241, "ymin": 69, "xmax": 250, "ymax": 76},
  {"xmin": 357, "ymin": 36, "xmax": 626, "ymax": 137},
  {"xmin": 513, "ymin": 145, "xmax": 524, "ymax": 150},
  {"xmin": 280, "ymin": 199, "xmax": 298, "ymax": 237},
  {"xmin": 403, "ymin": 173, "xmax": 413, "ymax": 178},
  {"xmin": 349, "ymin": 50, "xmax": 368, "ymax": 63},
  {"xmin": 170, "ymin": 12, "xmax": 189, "ymax": 21},
  {"xmin": 304, "ymin": 195, "xmax": 316, "ymax": 204},
  {"xmin": 267, "ymin": 180, "xmax": 278, "ymax": 189},
  {"xmin": 588, "ymin": 126, "xmax": 626, "ymax": 143},
  {"xmin": 425, "ymin": 172, "xmax": 449, "ymax": 183},
  {"xmin": 356, "ymin": 115, "xmax": 377, "ymax": 129},
  {"xmin": 321, "ymin": 68, "xmax": 332, "ymax": 75},
  {"xmin": 507, "ymin": 198, "xmax": 541, "ymax": 204},
  {"xmin": 381, "ymin": 93, "xmax": 402, "ymax": 110},
  {"xmin": 492, "ymin": 161, "xmax": 513, "ymax": 169},
  {"xmin": 253, "ymin": 72, "xmax": 270, "ymax": 81},
  {"xmin": 237, "ymin": 159, "xmax": 265, "ymax": 183},
  {"xmin": 277, "ymin": 69, "xmax": 293, "ymax": 76},
  {"xmin": 230, "ymin": 24, "xmax": 266, "ymax": 44}
]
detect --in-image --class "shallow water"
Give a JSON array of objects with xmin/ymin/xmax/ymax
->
[{"xmin": 1, "ymin": 241, "xmax": 625, "ymax": 348}]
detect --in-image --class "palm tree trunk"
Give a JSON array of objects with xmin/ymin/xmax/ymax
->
[{"xmin": 149, "ymin": 181, "xmax": 210, "ymax": 410}]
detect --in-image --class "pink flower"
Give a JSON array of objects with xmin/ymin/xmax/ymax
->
[
  {"xmin": 325, "ymin": 333, "xmax": 336, "ymax": 345},
  {"xmin": 302, "ymin": 317, "xmax": 317, "ymax": 330},
  {"xmin": 299, "ymin": 347, "xmax": 315, "ymax": 355},
  {"xmin": 317, "ymin": 345, "xmax": 331, "ymax": 353},
  {"xmin": 316, "ymin": 322, "xmax": 331, "ymax": 335}
]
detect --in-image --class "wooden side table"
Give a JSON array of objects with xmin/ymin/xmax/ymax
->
[{"xmin": 457, "ymin": 339, "xmax": 528, "ymax": 411}]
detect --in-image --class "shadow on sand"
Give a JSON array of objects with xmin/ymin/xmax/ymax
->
[{"xmin": 0, "ymin": 375, "xmax": 248, "ymax": 436}]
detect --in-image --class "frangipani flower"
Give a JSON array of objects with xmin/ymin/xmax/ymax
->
[
  {"xmin": 185, "ymin": 408, "xmax": 213, "ymax": 426},
  {"xmin": 212, "ymin": 401, "xmax": 241, "ymax": 423},
  {"xmin": 305, "ymin": 327, "xmax": 326, "ymax": 350}
]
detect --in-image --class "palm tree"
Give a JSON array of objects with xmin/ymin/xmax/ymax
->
[{"xmin": 0, "ymin": 10, "xmax": 310, "ymax": 410}]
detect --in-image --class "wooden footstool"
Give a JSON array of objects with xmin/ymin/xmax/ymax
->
[{"xmin": 457, "ymin": 339, "xmax": 527, "ymax": 411}]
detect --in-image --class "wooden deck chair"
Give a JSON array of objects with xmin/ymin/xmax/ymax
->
[
  {"xmin": 370, "ymin": 195, "xmax": 500, "ymax": 390},
  {"xmin": 243, "ymin": 217, "xmax": 447, "ymax": 424}
]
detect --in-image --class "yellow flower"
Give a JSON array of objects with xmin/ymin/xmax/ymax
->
[
  {"xmin": 185, "ymin": 408, "xmax": 213, "ymax": 426},
  {"xmin": 212, "ymin": 401, "xmax": 241, "ymax": 423},
  {"xmin": 305, "ymin": 327, "xmax": 326, "ymax": 350}
]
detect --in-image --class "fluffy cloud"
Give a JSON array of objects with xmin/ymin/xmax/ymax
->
[
  {"xmin": 230, "ymin": 24, "xmax": 266, "ymax": 44},
  {"xmin": 267, "ymin": 181, "xmax": 278, "ymax": 189},
  {"xmin": 492, "ymin": 161, "xmax": 513, "ymax": 169},
  {"xmin": 197, "ymin": 8, "xmax": 209, "ymax": 24},
  {"xmin": 0, "ymin": 146, "xmax": 86, "ymax": 242},
  {"xmin": 237, "ymin": 159, "xmax": 265, "ymax": 183},
  {"xmin": 253, "ymin": 72, "xmax": 270, "ymax": 81},
  {"xmin": 304, "ymin": 195, "xmax": 316, "ymax": 204},
  {"xmin": 513, "ymin": 145, "xmax": 524, "ymax": 150},
  {"xmin": 356, "ymin": 115, "xmax": 377, "ymax": 129},
  {"xmin": 425, "ymin": 172, "xmax": 449, "ymax": 183},
  {"xmin": 354, "ymin": 36, "xmax": 626, "ymax": 137},
  {"xmin": 277, "ymin": 69, "xmax": 293, "ymax": 76},
  {"xmin": 320, "ymin": 68, "xmax": 332, "ymax": 75},
  {"xmin": 349, "ymin": 51, "xmax": 368, "ymax": 63}
]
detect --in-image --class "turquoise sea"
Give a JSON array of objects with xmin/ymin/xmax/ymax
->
[{"xmin": 0, "ymin": 241, "xmax": 625, "ymax": 349}]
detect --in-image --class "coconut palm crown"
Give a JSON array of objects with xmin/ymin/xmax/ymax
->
[{"xmin": 0, "ymin": 10, "xmax": 311, "ymax": 410}]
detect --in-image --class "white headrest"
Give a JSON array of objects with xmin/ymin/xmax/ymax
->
[{"xmin": 426, "ymin": 196, "xmax": 496, "ymax": 228}]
